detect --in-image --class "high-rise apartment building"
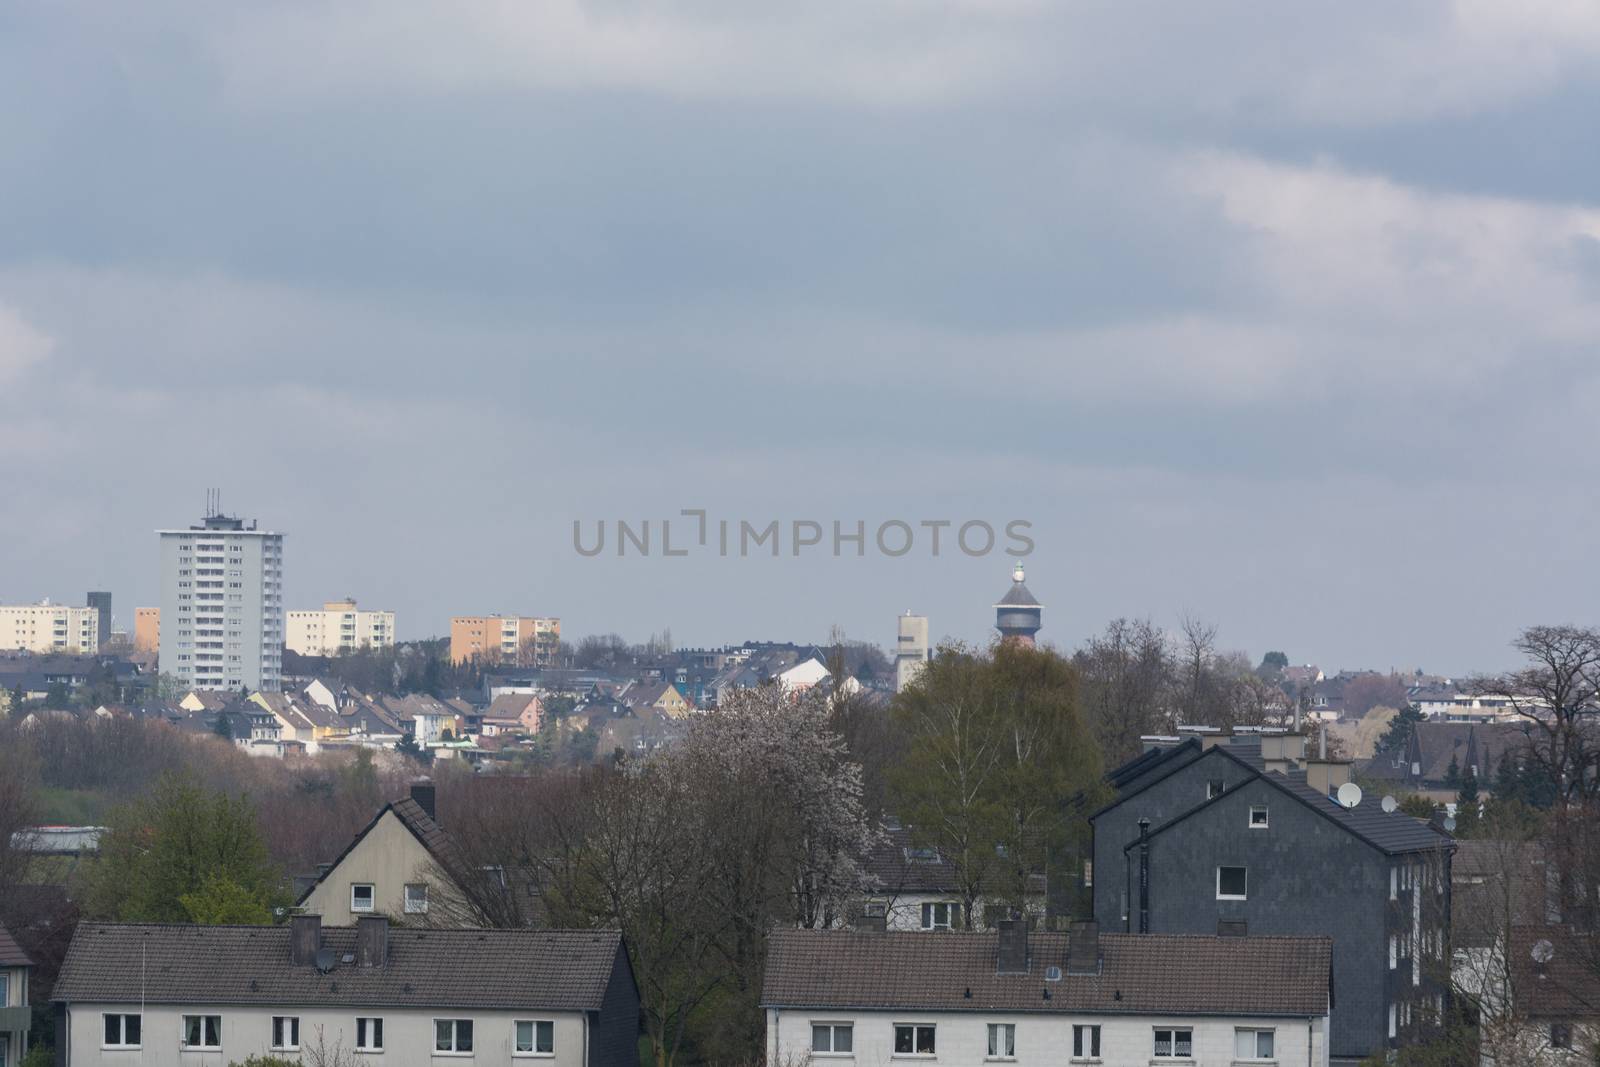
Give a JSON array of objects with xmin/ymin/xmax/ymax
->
[
  {"xmin": 0, "ymin": 599, "xmax": 101, "ymax": 653},
  {"xmin": 450, "ymin": 614, "xmax": 560, "ymax": 667},
  {"xmin": 286, "ymin": 598, "xmax": 395, "ymax": 656},
  {"xmin": 158, "ymin": 512, "xmax": 285, "ymax": 692},
  {"xmin": 86, "ymin": 591, "xmax": 112, "ymax": 649},
  {"xmin": 894, "ymin": 611, "xmax": 929, "ymax": 693},
  {"xmin": 134, "ymin": 607, "xmax": 160, "ymax": 653}
]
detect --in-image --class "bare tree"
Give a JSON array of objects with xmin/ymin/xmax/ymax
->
[
  {"xmin": 1073, "ymin": 618, "xmax": 1173, "ymax": 764},
  {"xmin": 1473, "ymin": 625, "xmax": 1600, "ymax": 804}
]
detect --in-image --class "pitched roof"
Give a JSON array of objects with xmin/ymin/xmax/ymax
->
[
  {"xmin": 762, "ymin": 929, "xmax": 1331, "ymax": 1017},
  {"xmin": 0, "ymin": 923, "xmax": 34, "ymax": 967},
  {"xmin": 294, "ymin": 797, "xmax": 468, "ymax": 906},
  {"xmin": 54, "ymin": 923, "xmax": 624, "ymax": 1012},
  {"xmin": 1509, "ymin": 926, "xmax": 1600, "ymax": 1020},
  {"xmin": 864, "ymin": 826, "xmax": 965, "ymax": 894},
  {"xmin": 994, "ymin": 579, "xmax": 1041, "ymax": 609}
]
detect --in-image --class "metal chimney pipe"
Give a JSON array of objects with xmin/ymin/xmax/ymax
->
[{"xmin": 1137, "ymin": 817, "xmax": 1151, "ymax": 935}]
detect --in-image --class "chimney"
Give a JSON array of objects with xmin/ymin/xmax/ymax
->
[
  {"xmin": 1066, "ymin": 920, "xmax": 1100, "ymax": 975},
  {"xmin": 356, "ymin": 915, "xmax": 388, "ymax": 968},
  {"xmin": 1137, "ymin": 818, "xmax": 1151, "ymax": 935},
  {"xmin": 1217, "ymin": 919, "xmax": 1248, "ymax": 938},
  {"xmin": 1305, "ymin": 760, "xmax": 1353, "ymax": 797},
  {"xmin": 856, "ymin": 912, "xmax": 887, "ymax": 934},
  {"xmin": 289, "ymin": 914, "xmax": 321, "ymax": 966},
  {"xmin": 996, "ymin": 918, "xmax": 1029, "ymax": 974},
  {"xmin": 410, "ymin": 780, "xmax": 437, "ymax": 822}
]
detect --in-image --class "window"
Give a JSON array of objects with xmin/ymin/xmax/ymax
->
[
  {"xmin": 351, "ymin": 883, "xmax": 375, "ymax": 912},
  {"xmin": 986, "ymin": 1023, "xmax": 1015, "ymax": 1059},
  {"xmin": 356, "ymin": 1017, "xmax": 384, "ymax": 1052},
  {"xmin": 182, "ymin": 1015, "xmax": 222, "ymax": 1050},
  {"xmin": 1153, "ymin": 1028, "xmax": 1192, "ymax": 1058},
  {"xmin": 1217, "ymin": 866, "xmax": 1248, "ymax": 900},
  {"xmin": 1388, "ymin": 1004, "xmax": 1396, "ymax": 1040},
  {"xmin": 1390, "ymin": 867, "xmax": 1398, "ymax": 901},
  {"xmin": 272, "ymin": 1017, "xmax": 300, "ymax": 1051},
  {"xmin": 1235, "ymin": 1029, "xmax": 1275, "ymax": 1060},
  {"xmin": 405, "ymin": 883, "xmax": 429, "ymax": 913},
  {"xmin": 893, "ymin": 1024, "xmax": 936, "ymax": 1056},
  {"xmin": 435, "ymin": 1020, "xmax": 474, "ymax": 1054},
  {"xmin": 1551, "ymin": 1022, "xmax": 1572, "ymax": 1049},
  {"xmin": 103, "ymin": 1014, "xmax": 142, "ymax": 1049},
  {"xmin": 515, "ymin": 1021, "xmax": 554, "ymax": 1056},
  {"xmin": 1249, "ymin": 805, "xmax": 1269, "ymax": 828},
  {"xmin": 1207, "ymin": 779, "xmax": 1225, "ymax": 799},
  {"xmin": 811, "ymin": 1023, "xmax": 853, "ymax": 1055},
  {"xmin": 1071, "ymin": 1024, "xmax": 1100, "ymax": 1059},
  {"xmin": 920, "ymin": 902, "xmax": 959, "ymax": 930}
]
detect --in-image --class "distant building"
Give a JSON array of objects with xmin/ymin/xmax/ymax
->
[
  {"xmin": 133, "ymin": 607, "xmax": 160, "ymax": 653},
  {"xmin": 894, "ymin": 612, "xmax": 929, "ymax": 692},
  {"xmin": 53, "ymin": 915, "xmax": 640, "ymax": 1067},
  {"xmin": 158, "ymin": 511, "xmax": 285, "ymax": 692},
  {"xmin": 0, "ymin": 600, "xmax": 101, "ymax": 654},
  {"xmin": 85, "ymin": 591, "xmax": 112, "ymax": 650},
  {"xmin": 764, "ymin": 922, "xmax": 1334, "ymax": 1067},
  {"xmin": 285, "ymin": 598, "xmax": 395, "ymax": 656},
  {"xmin": 994, "ymin": 563, "xmax": 1042, "ymax": 646},
  {"xmin": 450, "ymin": 615, "xmax": 560, "ymax": 668}
]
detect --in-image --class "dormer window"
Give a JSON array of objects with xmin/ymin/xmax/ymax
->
[{"xmin": 904, "ymin": 846, "xmax": 940, "ymax": 864}]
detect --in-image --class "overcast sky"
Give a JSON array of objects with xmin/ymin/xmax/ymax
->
[{"xmin": 4, "ymin": 2, "xmax": 1599, "ymax": 675}]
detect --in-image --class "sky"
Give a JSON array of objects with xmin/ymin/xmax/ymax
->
[{"xmin": 4, "ymin": 1, "xmax": 1600, "ymax": 675}]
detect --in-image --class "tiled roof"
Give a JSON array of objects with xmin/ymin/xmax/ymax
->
[
  {"xmin": 294, "ymin": 797, "xmax": 468, "ymax": 906},
  {"xmin": 1509, "ymin": 926, "xmax": 1600, "ymax": 1020},
  {"xmin": 1270, "ymin": 771, "xmax": 1449, "ymax": 854},
  {"xmin": 0, "ymin": 923, "xmax": 34, "ymax": 967},
  {"xmin": 54, "ymin": 923, "xmax": 623, "ymax": 1012},
  {"xmin": 762, "ymin": 929, "xmax": 1331, "ymax": 1017},
  {"xmin": 864, "ymin": 826, "xmax": 964, "ymax": 894}
]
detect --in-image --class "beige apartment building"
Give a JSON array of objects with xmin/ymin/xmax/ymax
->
[
  {"xmin": 133, "ymin": 607, "xmax": 160, "ymax": 653},
  {"xmin": 285, "ymin": 598, "xmax": 395, "ymax": 656},
  {"xmin": 0, "ymin": 600, "xmax": 100, "ymax": 654},
  {"xmin": 449, "ymin": 614, "xmax": 559, "ymax": 667}
]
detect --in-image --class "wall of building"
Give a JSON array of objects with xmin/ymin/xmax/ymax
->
[
  {"xmin": 158, "ymin": 523, "xmax": 283, "ymax": 692},
  {"xmin": 64, "ymin": 1002, "xmax": 591, "ymax": 1067},
  {"xmin": 133, "ymin": 608, "xmax": 160, "ymax": 654},
  {"xmin": 765, "ymin": 1007, "xmax": 1328, "ymax": 1067},
  {"xmin": 450, "ymin": 617, "xmax": 559, "ymax": 668},
  {"xmin": 286, "ymin": 602, "xmax": 395, "ymax": 656},
  {"xmin": 298, "ymin": 812, "xmax": 442, "ymax": 924},
  {"xmin": 0, "ymin": 603, "xmax": 100, "ymax": 654},
  {"xmin": 1, "ymin": 963, "xmax": 30, "ymax": 1067},
  {"xmin": 587, "ymin": 947, "xmax": 641, "ymax": 1067}
]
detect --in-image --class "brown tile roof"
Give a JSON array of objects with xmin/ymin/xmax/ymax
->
[
  {"xmin": 293, "ymin": 798, "xmax": 470, "ymax": 906},
  {"xmin": 762, "ymin": 929, "xmax": 1331, "ymax": 1017},
  {"xmin": 54, "ymin": 923, "xmax": 625, "ymax": 1012},
  {"xmin": 0, "ymin": 923, "xmax": 34, "ymax": 967},
  {"xmin": 1509, "ymin": 926, "xmax": 1600, "ymax": 1019}
]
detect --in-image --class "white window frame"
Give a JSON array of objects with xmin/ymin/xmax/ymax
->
[
  {"xmin": 404, "ymin": 883, "xmax": 429, "ymax": 914},
  {"xmin": 1152, "ymin": 1027, "xmax": 1193, "ymax": 1059},
  {"xmin": 434, "ymin": 1018, "xmax": 474, "ymax": 1055},
  {"xmin": 514, "ymin": 1019, "xmax": 555, "ymax": 1057},
  {"xmin": 102, "ymin": 1013, "xmax": 143, "ymax": 1050},
  {"xmin": 985, "ymin": 1023, "xmax": 1015, "ymax": 1060},
  {"xmin": 893, "ymin": 1023, "xmax": 937, "ymax": 1057},
  {"xmin": 1207, "ymin": 779, "xmax": 1225, "ymax": 799},
  {"xmin": 1216, "ymin": 865, "xmax": 1248, "ymax": 901},
  {"xmin": 181, "ymin": 1014, "xmax": 222, "ymax": 1051},
  {"xmin": 810, "ymin": 1022, "xmax": 853, "ymax": 1056},
  {"xmin": 351, "ymin": 883, "xmax": 376, "ymax": 913},
  {"xmin": 271, "ymin": 1016, "xmax": 300, "ymax": 1051},
  {"xmin": 1248, "ymin": 805, "xmax": 1269, "ymax": 829},
  {"xmin": 1071, "ymin": 1023, "xmax": 1100, "ymax": 1060},
  {"xmin": 1234, "ymin": 1027, "xmax": 1275, "ymax": 1061},
  {"xmin": 920, "ymin": 902, "xmax": 958, "ymax": 931},
  {"xmin": 356, "ymin": 1016, "xmax": 385, "ymax": 1053}
]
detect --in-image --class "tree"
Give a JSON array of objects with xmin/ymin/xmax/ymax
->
[
  {"xmin": 44, "ymin": 681, "xmax": 71, "ymax": 710},
  {"xmin": 1343, "ymin": 673, "xmax": 1411, "ymax": 720},
  {"xmin": 1377, "ymin": 704, "xmax": 1424, "ymax": 754},
  {"xmin": 1072, "ymin": 618, "xmax": 1172, "ymax": 765},
  {"xmin": 1444, "ymin": 754, "xmax": 1461, "ymax": 789},
  {"xmin": 0, "ymin": 733, "xmax": 41, "ymax": 909},
  {"xmin": 87, "ymin": 773, "xmax": 284, "ymax": 922},
  {"xmin": 180, "ymin": 872, "xmax": 276, "ymax": 924},
  {"xmin": 395, "ymin": 733, "xmax": 432, "ymax": 766},
  {"xmin": 213, "ymin": 713, "xmax": 234, "ymax": 740},
  {"xmin": 1257, "ymin": 651, "xmax": 1289, "ymax": 676},
  {"xmin": 1473, "ymin": 625, "xmax": 1600, "ymax": 804},
  {"xmin": 1455, "ymin": 773, "xmax": 1480, "ymax": 837}
]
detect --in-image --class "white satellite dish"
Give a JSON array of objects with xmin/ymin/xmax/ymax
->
[
  {"xmin": 1381, "ymin": 795, "xmax": 1398, "ymax": 814},
  {"xmin": 1532, "ymin": 939, "xmax": 1556, "ymax": 964},
  {"xmin": 1443, "ymin": 816, "xmax": 1457, "ymax": 833},
  {"xmin": 1336, "ymin": 782, "xmax": 1363, "ymax": 809}
]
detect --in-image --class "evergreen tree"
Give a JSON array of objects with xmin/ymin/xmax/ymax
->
[
  {"xmin": 1376, "ymin": 704, "xmax": 1424, "ymax": 754},
  {"xmin": 1444, "ymin": 754, "xmax": 1460, "ymax": 789},
  {"xmin": 1454, "ymin": 774, "xmax": 1480, "ymax": 838}
]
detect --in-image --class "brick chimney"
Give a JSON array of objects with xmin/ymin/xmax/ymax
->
[
  {"xmin": 856, "ymin": 912, "xmax": 887, "ymax": 934},
  {"xmin": 289, "ymin": 914, "xmax": 321, "ymax": 966},
  {"xmin": 1066, "ymin": 920, "xmax": 1100, "ymax": 975},
  {"xmin": 996, "ymin": 918, "xmax": 1028, "ymax": 974},
  {"xmin": 356, "ymin": 915, "xmax": 388, "ymax": 968},
  {"xmin": 410, "ymin": 780, "xmax": 437, "ymax": 822},
  {"xmin": 1305, "ymin": 760, "xmax": 1352, "ymax": 797}
]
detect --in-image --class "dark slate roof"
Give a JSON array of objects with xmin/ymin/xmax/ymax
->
[
  {"xmin": 994, "ymin": 580, "xmax": 1041, "ymax": 609},
  {"xmin": 54, "ymin": 924, "xmax": 625, "ymax": 1012},
  {"xmin": 0, "ymin": 924, "xmax": 34, "ymax": 967},
  {"xmin": 864, "ymin": 826, "xmax": 965, "ymax": 894},
  {"xmin": 762, "ymin": 929, "xmax": 1331, "ymax": 1017}
]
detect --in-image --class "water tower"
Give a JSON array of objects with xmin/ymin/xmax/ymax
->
[{"xmin": 994, "ymin": 563, "xmax": 1042, "ymax": 646}]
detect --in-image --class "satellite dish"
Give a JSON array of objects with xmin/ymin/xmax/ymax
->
[
  {"xmin": 1381, "ymin": 795, "xmax": 1398, "ymax": 814},
  {"xmin": 1336, "ymin": 782, "xmax": 1364, "ymax": 809},
  {"xmin": 1532, "ymin": 939, "xmax": 1556, "ymax": 964},
  {"xmin": 315, "ymin": 947, "xmax": 337, "ymax": 974},
  {"xmin": 1443, "ymin": 816, "xmax": 1457, "ymax": 833}
]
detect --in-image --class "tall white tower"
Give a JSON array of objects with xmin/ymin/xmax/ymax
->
[
  {"xmin": 894, "ymin": 611, "xmax": 930, "ymax": 693},
  {"xmin": 158, "ymin": 504, "xmax": 284, "ymax": 692}
]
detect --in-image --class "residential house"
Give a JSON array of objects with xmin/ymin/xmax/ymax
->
[
  {"xmin": 861, "ymin": 823, "xmax": 1044, "ymax": 932},
  {"xmin": 618, "ymin": 682, "xmax": 690, "ymax": 720},
  {"xmin": 178, "ymin": 690, "xmax": 229, "ymax": 714},
  {"xmin": 52, "ymin": 916, "xmax": 639, "ymax": 1067},
  {"xmin": 1360, "ymin": 722, "xmax": 1534, "ymax": 802},
  {"xmin": 482, "ymin": 693, "xmax": 543, "ymax": 735},
  {"xmin": 1093, "ymin": 732, "xmax": 1454, "ymax": 1065},
  {"xmin": 0, "ymin": 925, "xmax": 32, "ymax": 1067},
  {"xmin": 763, "ymin": 920, "xmax": 1334, "ymax": 1067},
  {"xmin": 296, "ymin": 784, "xmax": 476, "ymax": 926}
]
